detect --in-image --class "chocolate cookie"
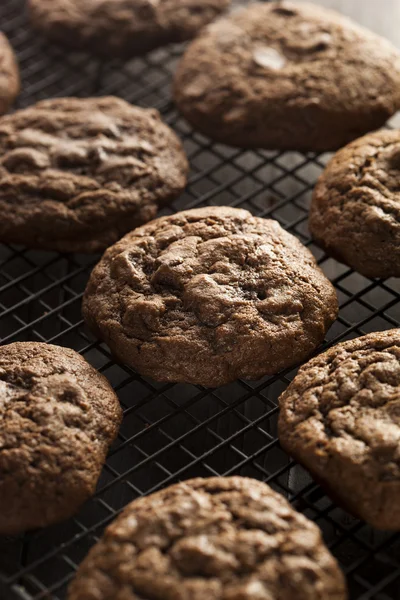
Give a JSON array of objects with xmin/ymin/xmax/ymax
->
[
  {"xmin": 28, "ymin": 0, "xmax": 231, "ymax": 59},
  {"xmin": 279, "ymin": 329, "xmax": 400, "ymax": 530},
  {"xmin": 0, "ymin": 32, "xmax": 19, "ymax": 115},
  {"xmin": 82, "ymin": 206, "xmax": 338, "ymax": 387},
  {"xmin": 174, "ymin": 2, "xmax": 400, "ymax": 151},
  {"xmin": 68, "ymin": 476, "xmax": 347, "ymax": 600},
  {"xmin": 0, "ymin": 31, "xmax": 20, "ymax": 115},
  {"xmin": 0, "ymin": 97, "xmax": 188, "ymax": 253},
  {"xmin": 309, "ymin": 129, "xmax": 400, "ymax": 279},
  {"xmin": 0, "ymin": 342, "xmax": 122, "ymax": 535}
]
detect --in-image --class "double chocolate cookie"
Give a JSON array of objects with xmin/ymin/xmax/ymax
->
[
  {"xmin": 0, "ymin": 32, "xmax": 19, "ymax": 115},
  {"xmin": 310, "ymin": 129, "xmax": 400, "ymax": 279},
  {"xmin": 0, "ymin": 342, "xmax": 122, "ymax": 535},
  {"xmin": 0, "ymin": 97, "xmax": 188, "ymax": 253},
  {"xmin": 279, "ymin": 329, "xmax": 400, "ymax": 530},
  {"xmin": 28, "ymin": 0, "xmax": 231, "ymax": 59},
  {"xmin": 174, "ymin": 1, "xmax": 400, "ymax": 151},
  {"xmin": 68, "ymin": 476, "xmax": 347, "ymax": 600},
  {"xmin": 83, "ymin": 206, "xmax": 338, "ymax": 387}
]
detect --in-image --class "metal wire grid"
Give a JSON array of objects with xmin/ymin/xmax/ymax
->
[{"xmin": 1, "ymin": 0, "xmax": 400, "ymax": 598}]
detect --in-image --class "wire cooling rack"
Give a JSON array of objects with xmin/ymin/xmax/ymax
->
[{"xmin": 1, "ymin": 1, "xmax": 400, "ymax": 599}]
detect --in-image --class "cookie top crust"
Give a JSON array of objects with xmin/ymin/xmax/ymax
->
[
  {"xmin": 83, "ymin": 206, "xmax": 338, "ymax": 387},
  {"xmin": 310, "ymin": 129, "xmax": 400, "ymax": 279},
  {"xmin": 68, "ymin": 476, "xmax": 347, "ymax": 600},
  {"xmin": 0, "ymin": 97, "xmax": 188, "ymax": 253},
  {"xmin": 0, "ymin": 342, "xmax": 122, "ymax": 535},
  {"xmin": 0, "ymin": 32, "xmax": 20, "ymax": 115},
  {"xmin": 174, "ymin": 1, "xmax": 400, "ymax": 150},
  {"xmin": 279, "ymin": 329, "xmax": 400, "ymax": 530},
  {"xmin": 29, "ymin": 0, "xmax": 231, "ymax": 59}
]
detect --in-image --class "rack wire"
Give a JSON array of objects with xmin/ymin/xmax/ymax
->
[{"xmin": 1, "ymin": 1, "xmax": 400, "ymax": 598}]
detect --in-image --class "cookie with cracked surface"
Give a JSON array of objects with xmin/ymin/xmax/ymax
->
[
  {"xmin": 279, "ymin": 329, "xmax": 400, "ymax": 530},
  {"xmin": 82, "ymin": 206, "xmax": 338, "ymax": 387},
  {"xmin": 28, "ymin": 0, "xmax": 231, "ymax": 59},
  {"xmin": 0, "ymin": 342, "xmax": 122, "ymax": 535},
  {"xmin": 173, "ymin": 1, "xmax": 400, "ymax": 151},
  {"xmin": 0, "ymin": 32, "xmax": 19, "ymax": 115},
  {"xmin": 68, "ymin": 476, "xmax": 347, "ymax": 600},
  {"xmin": 309, "ymin": 129, "xmax": 400, "ymax": 279},
  {"xmin": 0, "ymin": 96, "xmax": 188, "ymax": 253}
]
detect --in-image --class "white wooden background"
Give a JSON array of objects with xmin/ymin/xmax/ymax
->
[{"xmin": 315, "ymin": 0, "xmax": 400, "ymax": 43}]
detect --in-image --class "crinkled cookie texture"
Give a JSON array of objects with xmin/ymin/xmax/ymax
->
[
  {"xmin": 0, "ymin": 342, "xmax": 122, "ymax": 535},
  {"xmin": 310, "ymin": 130, "xmax": 400, "ymax": 279},
  {"xmin": 0, "ymin": 97, "xmax": 188, "ymax": 253},
  {"xmin": 279, "ymin": 330, "xmax": 400, "ymax": 530},
  {"xmin": 28, "ymin": 0, "xmax": 231, "ymax": 59},
  {"xmin": 0, "ymin": 32, "xmax": 19, "ymax": 116},
  {"xmin": 68, "ymin": 476, "xmax": 347, "ymax": 600},
  {"xmin": 174, "ymin": 1, "xmax": 400, "ymax": 151},
  {"xmin": 83, "ymin": 206, "xmax": 338, "ymax": 387}
]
